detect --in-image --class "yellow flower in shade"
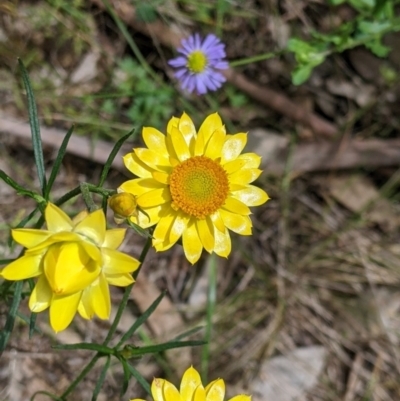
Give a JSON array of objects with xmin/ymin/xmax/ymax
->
[
  {"xmin": 120, "ymin": 112, "xmax": 269, "ymax": 264},
  {"xmin": 130, "ymin": 366, "xmax": 250, "ymax": 401},
  {"xmin": 0, "ymin": 203, "xmax": 140, "ymax": 332}
]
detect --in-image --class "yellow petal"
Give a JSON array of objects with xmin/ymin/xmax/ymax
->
[
  {"xmin": 163, "ymin": 380, "xmax": 181, "ymax": 401},
  {"xmin": 1, "ymin": 251, "xmax": 43, "ymax": 280},
  {"xmin": 193, "ymin": 385, "xmax": 206, "ymax": 401},
  {"xmin": 170, "ymin": 125, "xmax": 191, "ymax": 162},
  {"xmin": 210, "ymin": 211, "xmax": 226, "ymax": 233},
  {"xmin": 227, "ymin": 395, "xmax": 251, "ymax": 401},
  {"xmin": 213, "ymin": 227, "xmax": 231, "ymax": 258},
  {"xmin": 103, "ymin": 228, "xmax": 126, "ymax": 249},
  {"xmin": 135, "ymin": 148, "xmax": 171, "ymax": 169},
  {"xmin": 78, "ymin": 288, "xmax": 94, "ymax": 320},
  {"xmin": 151, "ymin": 378, "xmax": 167, "ymax": 401},
  {"xmin": 72, "ymin": 210, "xmax": 88, "ymax": 225},
  {"xmin": 220, "ymin": 209, "xmax": 252, "ymax": 235},
  {"xmin": 80, "ymin": 241, "xmax": 103, "ymax": 264},
  {"xmin": 138, "ymin": 187, "xmax": 171, "ymax": 208},
  {"xmin": 152, "ymin": 171, "xmax": 170, "ymax": 185},
  {"xmin": 153, "ymin": 213, "xmax": 176, "ymax": 248},
  {"xmin": 105, "ymin": 273, "xmax": 134, "ymax": 286},
  {"xmin": 179, "ymin": 112, "xmax": 197, "ymax": 143},
  {"xmin": 142, "ymin": 126, "xmax": 167, "ymax": 152},
  {"xmin": 229, "ymin": 169, "xmax": 262, "ymax": 185},
  {"xmin": 167, "ymin": 116, "xmax": 179, "ymax": 134},
  {"xmin": 120, "ymin": 178, "xmax": 165, "ymax": 197},
  {"xmin": 102, "ymin": 248, "xmax": 140, "ymax": 275},
  {"xmin": 50, "ymin": 291, "xmax": 81, "ymax": 332},
  {"xmin": 169, "ymin": 212, "xmax": 190, "ymax": 245},
  {"xmin": 205, "ymin": 379, "xmax": 225, "ymax": 401},
  {"xmin": 12, "ymin": 229, "xmax": 52, "ymax": 249},
  {"xmin": 123, "ymin": 152, "xmax": 153, "ymax": 178},
  {"xmin": 90, "ymin": 274, "xmax": 111, "ymax": 319},
  {"xmin": 133, "ymin": 205, "xmax": 162, "ymax": 228},
  {"xmin": 221, "ymin": 133, "xmax": 247, "ymax": 164},
  {"xmin": 237, "ymin": 152, "xmax": 262, "ymax": 168},
  {"xmin": 196, "ymin": 218, "xmax": 215, "ymax": 253},
  {"xmin": 204, "ymin": 127, "xmax": 226, "ymax": 160},
  {"xmin": 181, "ymin": 366, "xmax": 202, "ymax": 401},
  {"xmin": 74, "ymin": 208, "xmax": 106, "ymax": 246},
  {"xmin": 222, "ymin": 197, "xmax": 251, "ymax": 215},
  {"xmin": 45, "ymin": 203, "xmax": 73, "ymax": 232},
  {"xmin": 222, "ymin": 159, "xmax": 247, "ymax": 175},
  {"xmin": 29, "ymin": 275, "xmax": 52, "ymax": 312},
  {"xmin": 44, "ymin": 243, "xmax": 100, "ymax": 295},
  {"xmin": 182, "ymin": 220, "xmax": 203, "ymax": 264},
  {"xmin": 198, "ymin": 113, "xmax": 223, "ymax": 145},
  {"xmin": 231, "ymin": 186, "xmax": 270, "ymax": 206}
]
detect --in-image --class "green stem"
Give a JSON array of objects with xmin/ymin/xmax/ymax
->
[
  {"xmin": 54, "ymin": 184, "xmax": 115, "ymax": 207},
  {"xmin": 201, "ymin": 254, "xmax": 217, "ymax": 383},
  {"xmin": 230, "ymin": 50, "xmax": 282, "ymax": 67},
  {"xmin": 60, "ymin": 354, "xmax": 101, "ymax": 399},
  {"xmin": 103, "ymin": 236, "xmax": 152, "ymax": 346}
]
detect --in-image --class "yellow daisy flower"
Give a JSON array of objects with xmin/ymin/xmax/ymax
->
[
  {"xmin": 130, "ymin": 366, "xmax": 251, "ymax": 401},
  {"xmin": 0, "ymin": 203, "xmax": 140, "ymax": 332},
  {"xmin": 120, "ymin": 112, "xmax": 269, "ymax": 264}
]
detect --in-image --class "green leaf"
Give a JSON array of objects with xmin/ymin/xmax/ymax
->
[
  {"xmin": 127, "ymin": 219, "xmax": 153, "ymax": 239},
  {"xmin": 122, "ymin": 340, "xmax": 206, "ymax": 358},
  {"xmin": 18, "ymin": 59, "xmax": 47, "ymax": 195},
  {"xmin": 30, "ymin": 390, "xmax": 64, "ymax": 401},
  {"xmin": 116, "ymin": 291, "xmax": 166, "ymax": 348},
  {"xmin": 45, "ymin": 125, "xmax": 74, "ymax": 200},
  {"xmin": 365, "ymin": 39, "xmax": 391, "ymax": 57},
  {"xmin": 52, "ymin": 342, "xmax": 114, "ymax": 355},
  {"xmin": 135, "ymin": 3, "xmax": 158, "ymax": 23},
  {"xmin": 291, "ymin": 64, "xmax": 314, "ymax": 85},
  {"xmin": 119, "ymin": 359, "xmax": 131, "ymax": 396},
  {"xmin": 358, "ymin": 20, "xmax": 391, "ymax": 35},
  {"xmin": 173, "ymin": 326, "xmax": 204, "ymax": 341},
  {"xmin": 91, "ymin": 355, "xmax": 111, "ymax": 401},
  {"xmin": 0, "ymin": 280, "xmax": 24, "ymax": 354},
  {"xmin": 125, "ymin": 362, "xmax": 151, "ymax": 395},
  {"xmin": 98, "ymin": 128, "xmax": 135, "ymax": 187}
]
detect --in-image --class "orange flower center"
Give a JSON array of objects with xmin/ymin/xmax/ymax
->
[{"xmin": 169, "ymin": 156, "xmax": 229, "ymax": 219}]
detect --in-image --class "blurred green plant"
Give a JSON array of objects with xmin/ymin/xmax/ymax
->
[
  {"xmin": 112, "ymin": 57, "xmax": 175, "ymax": 131},
  {"xmin": 287, "ymin": 0, "xmax": 400, "ymax": 84}
]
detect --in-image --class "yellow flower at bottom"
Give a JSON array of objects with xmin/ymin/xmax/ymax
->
[
  {"xmin": 120, "ymin": 112, "xmax": 269, "ymax": 264},
  {"xmin": 0, "ymin": 203, "xmax": 140, "ymax": 332},
  {"xmin": 130, "ymin": 366, "xmax": 251, "ymax": 401}
]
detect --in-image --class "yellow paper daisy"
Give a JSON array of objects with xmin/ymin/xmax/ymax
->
[
  {"xmin": 0, "ymin": 203, "xmax": 140, "ymax": 332},
  {"xmin": 130, "ymin": 366, "xmax": 251, "ymax": 401},
  {"xmin": 120, "ymin": 112, "xmax": 269, "ymax": 264}
]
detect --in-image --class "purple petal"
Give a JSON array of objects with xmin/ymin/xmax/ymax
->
[{"xmin": 168, "ymin": 56, "xmax": 187, "ymax": 67}]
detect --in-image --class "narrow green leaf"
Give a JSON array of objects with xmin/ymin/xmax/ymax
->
[
  {"xmin": 91, "ymin": 355, "xmax": 111, "ymax": 401},
  {"xmin": 45, "ymin": 125, "xmax": 74, "ymax": 200},
  {"xmin": 119, "ymin": 359, "xmax": 132, "ymax": 396},
  {"xmin": 30, "ymin": 390, "xmax": 63, "ymax": 401},
  {"xmin": 116, "ymin": 291, "xmax": 166, "ymax": 348},
  {"xmin": 98, "ymin": 128, "xmax": 135, "ymax": 187},
  {"xmin": 52, "ymin": 342, "xmax": 114, "ymax": 354},
  {"xmin": 123, "ymin": 340, "xmax": 206, "ymax": 358},
  {"xmin": 126, "ymin": 363, "xmax": 151, "ymax": 395},
  {"xmin": 0, "ymin": 169, "xmax": 37, "ymax": 196},
  {"xmin": 173, "ymin": 326, "xmax": 204, "ymax": 341},
  {"xmin": 0, "ymin": 280, "xmax": 23, "ymax": 355},
  {"xmin": 15, "ymin": 206, "xmax": 41, "ymax": 229},
  {"xmin": 18, "ymin": 59, "xmax": 47, "ymax": 194}
]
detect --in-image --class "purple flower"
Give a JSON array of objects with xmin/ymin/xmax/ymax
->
[{"xmin": 168, "ymin": 33, "xmax": 229, "ymax": 95}]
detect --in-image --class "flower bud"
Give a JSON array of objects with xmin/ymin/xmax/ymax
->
[{"xmin": 108, "ymin": 192, "xmax": 137, "ymax": 224}]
